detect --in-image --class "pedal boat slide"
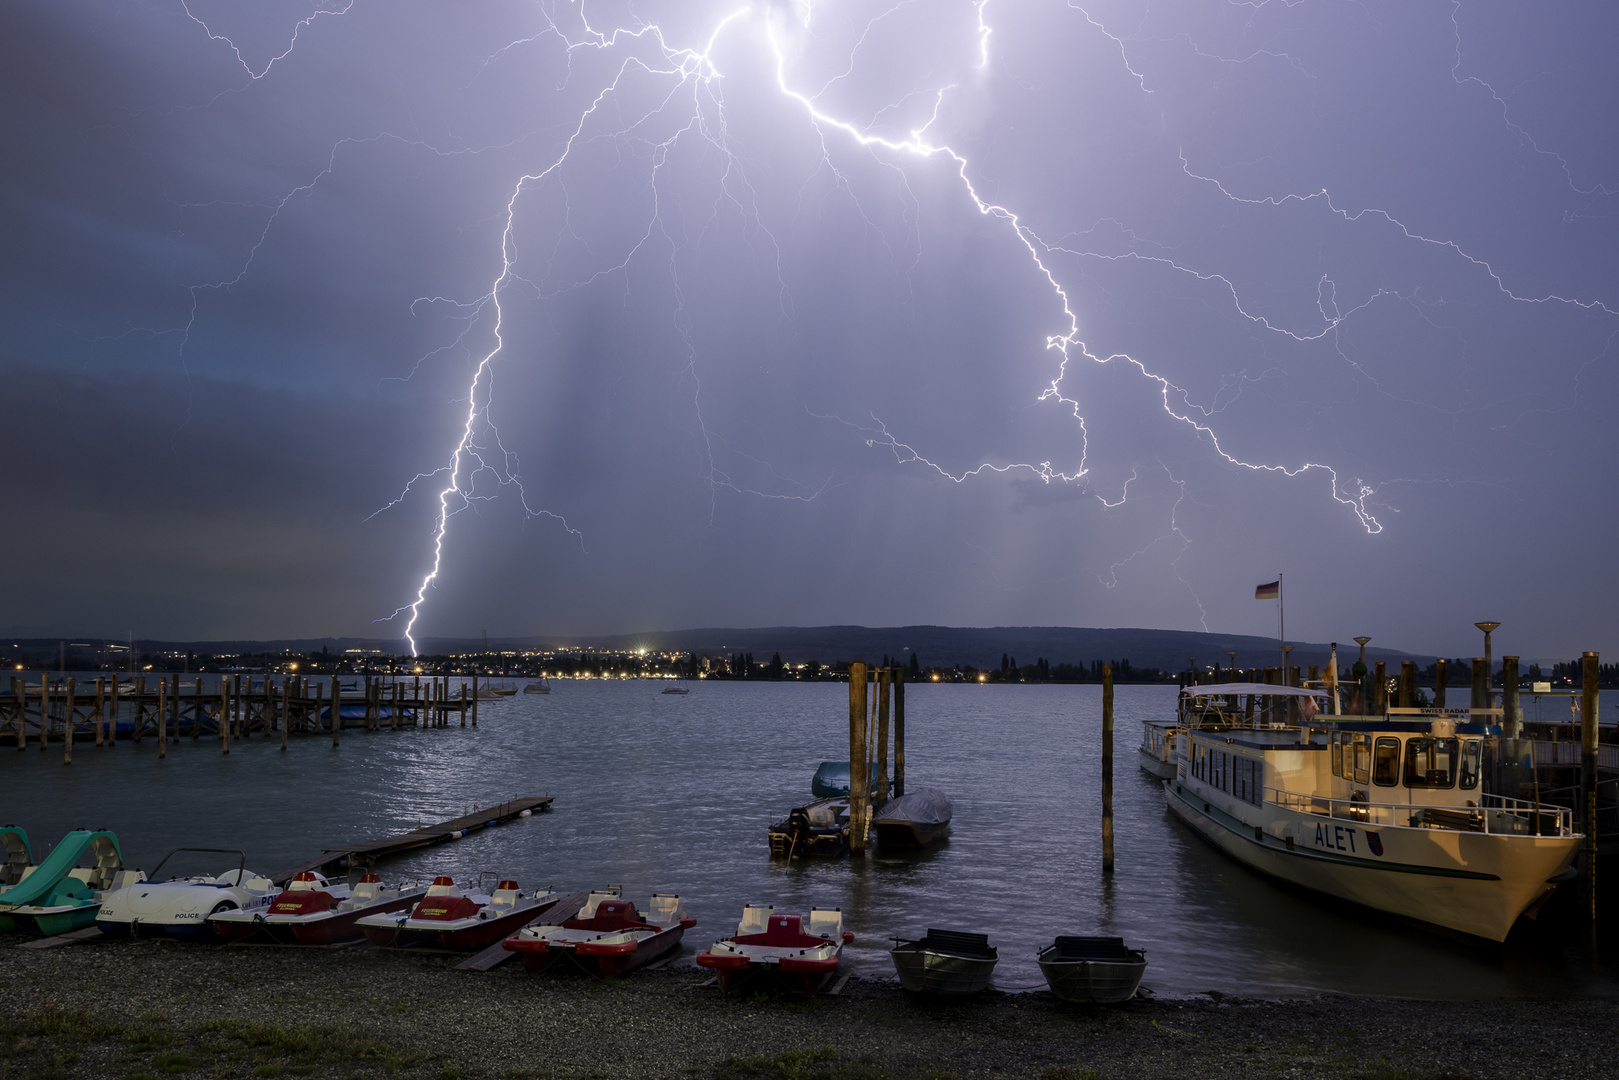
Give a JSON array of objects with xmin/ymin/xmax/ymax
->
[
  {"xmin": 0, "ymin": 829, "xmax": 144, "ymax": 936},
  {"xmin": 503, "ymin": 887, "xmax": 696, "ymax": 976}
]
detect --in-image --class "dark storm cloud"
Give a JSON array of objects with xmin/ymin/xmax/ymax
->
[{"xmin": 2, "ymin": 1, "xmax": 1615, "ymax": 660}]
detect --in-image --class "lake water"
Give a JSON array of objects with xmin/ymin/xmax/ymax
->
[{"xmin": 3, "ymin": 680, "xmax": 1615, "ymax": 998}]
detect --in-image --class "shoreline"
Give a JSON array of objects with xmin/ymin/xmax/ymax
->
[{"xmin": 3, "ymin": 937, "xmax": 1616, "ymax": 1079}]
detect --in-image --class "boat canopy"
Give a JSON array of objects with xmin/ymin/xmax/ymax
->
[{"xmin": 1184, "ymin": 683, "xmax": 1326, "ymax": 698}]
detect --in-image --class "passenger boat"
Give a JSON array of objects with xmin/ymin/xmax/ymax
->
[
  {"xmin": 95, "ymin": 849, "xmax": 276, "ymax": 938},
  {"xmin": 695, "ymin": 905, "xmax": 853, "ymax": 994},
  {"xmin": 1164, "ymin": 684, "xmax": 1583, "ymax": 941},
  {"xmin": 1036, "ymin": 936, "xmax": 1147, "ymax": 1002},
  {"xmin": 0, "ymin": 830, "xmax": 142, "ymax": 935},
  {"xmin": 767, "ymin": 798, "xmax": 850, "ymax": 858},
  {"xmin": 502, "ymin": 888, "xmax": 695, "ymax": 976},
  {"xmin": 209, "ymin": 872, "xmax": 429, "ymax": 944},
  {"xmin": 355, "ymin": 876, "xmax": 558, "ymax": 949},
  {"xmin": 872, "ymin": 788, "xmax": 952, "ymax": 847},
  {"xmin": 890, "ymin": 928, "xmax": 997, "ymax": 994}
]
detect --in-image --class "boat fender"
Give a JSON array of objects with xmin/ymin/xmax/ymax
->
[
  {"xmin": 518, "ymin": 810, "xmax": 532, "ymax": 818},
  {"xmin": 842, "ymin": 931, "xmax": 855, "ymax": 943},
  {"xmin": 449, "ymin": 830, "xmax": 464, "ymax": 840}
]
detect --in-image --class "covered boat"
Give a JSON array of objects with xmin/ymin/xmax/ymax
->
[
  {"xmin": 503, "ymin": 888, "xmax": 695, "ymax": 977},
  {"xmin": 695, "ymin": 905, "xmax": 853, "ymax": 994},
  {"xmin": 1037, "ymin": 936, "xmax": 1147, "ymax": 1003},
  {"xmin": 872, "ymin": 788, "xmax": 952, "ymax": 847},
  {"xmin": 210, "ymin": 872, "xmax": 428, "ymax": 944},
  {"xmin": 890, "ymin": 928, "xmax": 997, "ymax": 994},
  {"xmin": 0, "ymin": 830, "xmax": 141, "ymax": 936},
  {"xmin": 356, "ymin": 876, "xmax": 558, "ymax": 949},
  {"xmin": 95, "ymin": 849, "xmax": 275, "ymax": 938},
  {"xmin": 768, "ymin": 798, "xmax": 850, "ymax": 858}
]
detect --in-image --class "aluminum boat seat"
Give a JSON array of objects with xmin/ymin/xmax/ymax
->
[
  {"xmin": 1053, "ymin": 935, "xmax": 1131, "ymax": 961},
  {"xmin": 808, "ymin": 907, "xmax": 843, "ymax": 941},
  {"xmin": 737, "ymin": 904, "xmax": 773, "ymax": 937},
  {"xmin": 580, "ymin": 887, "xmax": 623, "ymax": 919},
  {"xmin": 488, "ymin": 880, "xmax": 522, "ymax": 910},
  {"xmin": 648, "ymin": 893, "xmax": 686, "ymax": 928},
  {"xmin": 351, "ymin": 874, "xmax": 383, "ymax": 901}
]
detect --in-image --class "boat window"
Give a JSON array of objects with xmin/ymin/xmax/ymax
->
[
  {"xmin": 1331, "ymin": 736, "xmax": 1343, "ymax": 779},
  {"xmin": 1459, "ymin": 739, "xmax": 1481, "ymax": 790},
  {"xmin": 1352, "ymin": 735, "xmax": 1370, "ymax": 785},
  {"xmin": 1403, "ymin": 737, "xmax": 1458, "ymax": 789},
  {"xmin": 1372, "ymin": 738, "xmax": 1400, "ymax": 787}
]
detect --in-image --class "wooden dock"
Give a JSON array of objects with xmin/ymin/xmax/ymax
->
[{"xmin": 265, "ymin": 796, "xmax": 554, "ymax": 884}]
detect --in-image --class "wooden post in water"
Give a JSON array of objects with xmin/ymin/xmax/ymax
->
[
  {"xmin": 1399, "ymin": 661, "xmax": 1415, "ymax": 708},
  {"xmin": 1102, "ymin": 663, "xmax": 1114, "ymax": 874},
  {"xmin": 171, "ymin": 675, "xmax": 180, "ymax": 743},
  {"xmin": 1470, "ymin": 658, "xmax": 1488, "ymax": 711},
  {"xmin": 12, "ymin": 679, "xmax": 23, "ymax": 752},
  {"xmin": 220, "ymin": 677, "xmax": 229, "ymax": 745},
  {"xmin": 94, "ymin": 678, "xmax": 105, "ymax": 747},
  {"xmin": 108, "ymin": 675, "xmax": 119, "ymax": 747},
  {"xmin": 1372, "ymin": 661, "xmax": 1387, "ymax": 715},
  {"xmin": 133, "ymin": 677, "xmax": 144, "ymax": 743},
  {"xmin": 460, "ymin": 683, "xmax": 467, "ymax": 727},
  {"xmin": 1581, "ymin": 651, "xmax": 1599, "ymax": 919},
  {"xmin": 62, "ymin": 677, "xmax": 75, "ymax": 765},
  {"xmin": 39, "ymin": 675, "xmax": 49, "ymax": 752},
  {"xmin": 1433, "ymin": 659, "xmax": 1447, "ymax": 709},
  {"xmin": 286, "ymin": 679, "xmax": 296, "ymax": 751},
  {"xmin": 849, "ymin": 662, "xmax": 869, "ymax": 857},
  {"xmin": 471, "ymin": 678, "xmax": 478, "ymax": 727},
  {"xmin": 875, "ymin": 667, "xmax": 890, "ymax": 806},
  {"xmin": 414, "ymin": 675, "xmax": 421, "ymax": 727},
  {"xmin": 157, "ymin": 676, "xmax": 167, "ymax": 757},
  {"xmin": 893, "ymin": 665, "xmax": 906, "ymax": 799},
  {"xmin": 332, "ymin": 677, "xmax": 341, "ymax": 747}
]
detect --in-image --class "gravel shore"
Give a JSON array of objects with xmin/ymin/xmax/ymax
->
[{"xmin": 2, "ymin": 936, "xmax": 1615, "ymax": 1080}]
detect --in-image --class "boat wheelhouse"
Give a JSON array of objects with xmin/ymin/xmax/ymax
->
[
  {"xmin": 1138, "ymin": 720, "xmax": 1179, "ymax": 779},
  {"xmin": 1164, "ymin": 685, "xmax": 1581, "ymax": 942}
]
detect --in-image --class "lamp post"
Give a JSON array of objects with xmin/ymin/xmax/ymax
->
[{"xmin": 1475, "ymin": 622, "xmax": 1500, "ymax": 708}]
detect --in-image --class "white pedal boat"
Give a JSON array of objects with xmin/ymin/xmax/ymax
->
[
  {"xmin": 695, "ymin": 904, "xmax": 853, "ymax": 994},
  {"xmin": 209, "ymin": 871, "xmax": 429, "ymax": 945},
  {"xmin": 356, "ymin": 875, "xmax": 559, "ymax": 950},
  {"xmin": 95, "ymin": 849, "xmax": 276, "ymax": 939},
  {"xmin": 503, "ymin": 887, "xmax": 695, "ymax": 977}
]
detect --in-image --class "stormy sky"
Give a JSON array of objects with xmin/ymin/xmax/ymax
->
[{"xmin": 4, "ymin": 1, "xmax": 1615, "ymax": 659}]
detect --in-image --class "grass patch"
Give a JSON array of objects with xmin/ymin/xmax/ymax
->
[
  {"xmin": 713, "ymin": 1047, "xmax": 956, "ymax": 1080},
  {"xmin": 196, "ymin": 1018, "xmax": 428, "ymax": 1071}
]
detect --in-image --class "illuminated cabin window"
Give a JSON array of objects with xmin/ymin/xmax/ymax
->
[
  {"xmin": 1352, "ymin": 735, "xmax": 1371, "ymax": 786},
  {"xmin": 1403, "ymin": 736, "xmax": 1458, "ymax": 789},
  {"xmin": 1372, "ymin": 737, "xmax": 1400, "ymax": 787}
]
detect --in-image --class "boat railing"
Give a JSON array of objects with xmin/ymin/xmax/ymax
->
[{"xmin": 1264, "ymin": 787, "xmax": 1575, "ymax": 837}]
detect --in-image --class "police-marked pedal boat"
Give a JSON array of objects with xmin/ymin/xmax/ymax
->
[
  {"xmin": 1037, "ymin": 936, "xmax": 1147, "ymax": 1003},
  {"xmin": 356, "ymin": 876, "xmax": 558, "ymax": 949},
  {"xmin": 209, "ymin": 872, "xmax": 429, "ymax": 944},
  {"xmin": 695, "ymin": 904, "xmax": 853, "ymax": 994},
  {"xmin": 95, "ymin": 849, "xmax": 276, "ymax": 939},
  {"xmin": 502, "ymin": 887, "xmax": 695, "ymax": 976},
  {"xmin": 1165, "ymin": 684, "xmax": 1582, "ymax": 942}
]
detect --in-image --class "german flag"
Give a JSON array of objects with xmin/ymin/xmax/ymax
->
[{"xmin": 1254, "ymin": 580, "xmax": 1280, "ymax": 599}]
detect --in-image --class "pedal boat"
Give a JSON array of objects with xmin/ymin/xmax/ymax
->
[
  {"xmin": 0, "ymin": 830, "xmax": 143, "ymax": 936},
  {"xmin": 695, "ymin": 904, "xmax": 853, "ymax": 994},
  {"xmin": 209, "ymin": 872, "xmax": 428, "ymax": 944},
  {"xmin": 503, "ymin": 888, "xmax": 696, "ymax": 976},
  {"xmin": 356, "ymin": 876, "xmax": 558, "ymax": 949},
  {"xmin": 94, "ymin": 849, "xmax": 276, "ymax": 939},
  {"xmin": 1037, "ymin": 935, "xmax": 1147, "ymax": 1002},
  {"xmin": 890, "ymin": 928, "xmax": 998, "ymax": 994}
]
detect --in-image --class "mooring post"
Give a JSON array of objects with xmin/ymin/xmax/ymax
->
[
  {"xmin": 157, "ymin": 677, "xmax": 167, "ymax": 758},
  {"xmin": 93, "ymin": 677, "xmax": 105, "ymax": 748},
  {"xmin": 1502, "ymin": 656, "xmax": 1521, "ymax": 738},
  {"xmin": 1373, "ymin": 661, "xmax": 1387, "ymax": 715},
  {"xmin": 460, "ymin": 683, "xmax": 467, "ymax": 727},
  {"xmin": 332, "ymin": 676, "xmax": 341, "ymax": 747},
  {"xmin": 1581, "ymin": 651, "xmax": 1599, "ymax": 919},
  {"xmin": 11, "ymin": 679, "xmax": 22, "ymax": 753},
  {"xmin": 849, "ymin": 661, "xmax": 869, "ymax": 856},
  {"xmin": 108, "ymin": 675, "xmax": 119, "ymax": 747},
  {"xmin": 133, "ymin": 676, "xmax": 145, "ymax": 743},
  {"xmin": 1471, "ymin": 658, "xmax": 1488, "ymax": 711},
  {"xmin": 39, "ymin": 675, "xmax": 49, "ymax": 753},
  {"xmin": 62, "ymin": 677, "xmax": 75, "ymax": 765},
  {"xmin": 876, "ymin": 667, "xmax": 890, "ymax": 806},
  {"xmin": 1399, "ymin": 661, "xmax": 1415, "ymax": 708},
  {"xmin": 471, "ymin": 678, "xmax": 478, "ymax": 727},
  {"xmin": 893, "ymin": 665, "xmax": 906, "ymax": 799},
  {"xmin": 220, "ymin": 676, "xmax": 229, "ymax": 744},
  {"xmin": 1433, "ymin": 658, "xmax": 1447, "ymax": 709},
  {"xmin": 1102, "ymin": 663, "xmax": 1114, "ymax": 874},
  {"xmin": 170, "ymin": 675, "xmax": 180, "ymax": 742}
]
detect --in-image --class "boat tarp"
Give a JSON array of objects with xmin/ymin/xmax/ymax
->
[{"xmin": 874, "ymin": 788, "xmax": 952, "ymax": 827}]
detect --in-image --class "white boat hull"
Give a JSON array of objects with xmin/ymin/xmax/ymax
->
[
  {"xmin": 1138, "ymin": 746, "xmax": 1176, "ymax": 780},
  {"xmin": 1164, "ymin": 781, "xmax": 1580, "ymax": 942}
]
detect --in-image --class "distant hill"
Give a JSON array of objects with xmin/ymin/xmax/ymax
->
[{"xmin": 5, "ymin": 625, "xmax": 1427, "ymax": 674}]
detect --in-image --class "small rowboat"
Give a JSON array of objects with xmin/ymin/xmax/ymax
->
[
  {"xmin": 210, "ymin": 872, "xmax": 428, "ymax": 945},
  {"xmin": 1037, "ymin": 936, "xmax": 1147, "ymax": 1003},
  {"xmin": 695, "ymin": 904, "xmax": 853, "ymax": 994},
  {"xmin": 356, "ymin": 876, "xmax": 559, "ymax": 950},
  {"xmin": 873, "ymin": 788, "xmax": 952, "ymax": 847},
  {"xmin": 890, "ymin": 928, "xmax": 998, "ymax": 994},
  {"xmin": 503, "ymin": 888, "xmax": 695, "ymax": 977}
]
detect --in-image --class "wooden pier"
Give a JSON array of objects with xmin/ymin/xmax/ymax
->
[{"xmin": 0, "ymin": 673, "xmax": 489, "ymax": 757}]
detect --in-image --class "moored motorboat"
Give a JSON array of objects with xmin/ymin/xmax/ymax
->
[
  {"xmin": 523, "ymin": 680, "xmax": 552, "ymax": 695},
  {"xmin": 768, "ymin": 798, "xmax": 850, "ymax": 858},
  {"xmin": 210, "ymin": 872, "xmax": 429, "ymax": 944},
  {"xmin": 0, "ymin": 830, "xmax": 142, "ymax": 936},
  {"xmin": 660, "ymin": 686, "xmax": 689, "ymax": 695},
  {"xmin": 94, "ymin": 849, "xmax": 276, "ymax": 938},
  {"xmin": 890, "ymin": 928, "xmax": 997, "ymax": 994},
  {"xmin": 356, "ymin": 876, "xmax": 559, "ymax": 949},
  {"xmin": 503, "ymin": 888, "xmax": 695, "ymax": 977},
  {"xmin": 695, "ymin": 905, "xmax": 853, "ymax": 994},
  {"xmin": 872, "ymin": 789, "xmax": 952, "ymax": 847},
  {"xmin": 1037, "ymin": 936, "xmax": 1147, "ymax": 1003}
]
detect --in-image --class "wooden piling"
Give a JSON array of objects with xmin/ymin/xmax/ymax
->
[
  {"xmin": 1501, "ymin": 656, "xmax": 1520, "ymax": 738},
  {"xmin": 1581, "ymin": 651, "xmax": 1599, "ymax": 919},
  {"xmin": 1433, "ymin": 658, "xmax": 1447, "ymax": 709},
  {"xmin": 1470, "ymin": 658, "xmax": 1488, "ymax": 710},
  {"xmin": 331, "ymin": 677, "xmax": 341, "ymax": 747},
  {"xmin": 220, "ymin": 677, "xmax": 229, "ymax": 745},
  {"xmin": 39, "ymin": 676, "xmax": 49, "ymax": 753},
  {"xmin": 171, "ymin": 675, "xmax": 180, "ymax": 742},
  {"xmin": 849, "ymin": 662, "xmax": 869, "ymax": 857},
  {"xmin": 471, "ymin": 680, "xmax": 478, "ymax": 727},
  {"xmin": 893, "ymin": 665, "xmax": 906, "ymax": 799},
  {"xmin": 157, "ymin": 677, "xmax": 167, "ymax": 757},
  {"xmin": 94, "ymin": 678, "xmax": 105, "ymax": 747},
  {"xmin": 1399, "ymin": 661, "xmax": 1415, "ymax": 708},
  {"xmin": 133, "ymin": 677, "xmax": 145, "ymax": 742},
  {"xmin": 1102, "ymin": 663, "xmax": 1114, "ymax": 874},
  {"xmin": 62, "ymin": 677, "xmax": 75, "ymax": 765},
  {"xmin": 11, "ymin": 679, "xmax": 22, "ymax": 752},
  {"xmin": 876, "ymin": 667, "xmax": 890, "ymax": 805},
  {"xmin": 460, "ymin": 683, "xmax": 467, "ymax": 727},
  {"xmin": 1373, "ymin": 661, "xmax": 1387, "ymax": 715},
  {"xmin": 108, "ymin": 675, "xmax": 119, "ymax": 746}
]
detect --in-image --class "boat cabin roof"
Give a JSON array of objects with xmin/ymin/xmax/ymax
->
[{"xmin": 1306, "ymin": 719, "xmax": 1501, "ymax": 736}]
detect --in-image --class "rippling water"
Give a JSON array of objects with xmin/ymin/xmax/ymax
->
[{"xmin": 4, "ymin": 680, "xmax": 1614, "ymax": 998}]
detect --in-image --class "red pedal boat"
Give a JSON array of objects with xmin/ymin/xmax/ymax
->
[
  {"xmin": 211, "ymin": 871, "xmax": 428, "ymax": 944},
  {"xmin": 503, "ymin": 887, "xmax": 696, "ymax": 977},
  {"xmin": 356, "ymin": 876, "xmax": 559, "ymax": 950},
  {"xmin": 695, "ymin": 904, "xmax": 853, "ymax": 994}
]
